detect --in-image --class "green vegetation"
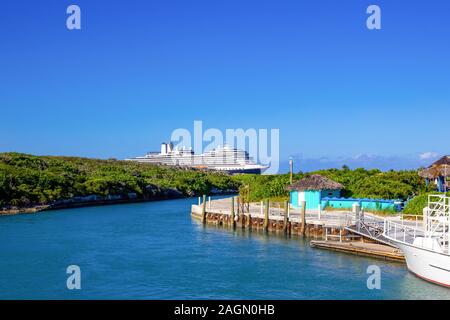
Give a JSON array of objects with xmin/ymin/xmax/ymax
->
[
  {"xmin": 0, "ymin": 153, "xmax": 437, "ymax": 215},
  {"xmin": 0, "ymin": 153, "xmax": 239, "ymax": 208},
  {"xmin": 403, "ymin": 192, "xmax": 450, "ymax": 215},
  {"xmin": 236, "ymin": 167, "xmax": 429, "ymax": 203},
  {"xmin": 313, "ymin": 168, "xmax": 429, "ymax": 199},
  {"xmin": 233, "ymin": 173, "xmax": 295, "ymax": 202}
]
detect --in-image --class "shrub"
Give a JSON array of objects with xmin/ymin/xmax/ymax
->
[{"xmin": 403, "ymin": 192, "xmax": 450, "ymax": 215}]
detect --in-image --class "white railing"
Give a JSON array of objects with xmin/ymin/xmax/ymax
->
[
  {"xmin": 384, "ymin": 220, "xmax": 420, "ymax": 245},
  {"xmin": 384, "ymin": 219, "xmax": 447, "ymax": 253},
  {"xmin": 383, "ymin": 195, "xmax": 450, "ymax": 254},
  {"xmin": 426, "ymin": 195, "xmax": 450, "ymax": 242}
]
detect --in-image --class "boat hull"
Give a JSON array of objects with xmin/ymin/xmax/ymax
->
[{"xmin": 396, "ymin": 242, "xmax": 450, "ymax": 287}]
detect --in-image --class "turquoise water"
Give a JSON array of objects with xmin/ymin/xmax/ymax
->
[{"xmin": 0, "ymin": 197, "xmax": 449, "ymax": 299}]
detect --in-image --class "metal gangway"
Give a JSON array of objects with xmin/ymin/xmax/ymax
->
[{"xmin": 345, "ymin": 205, "xmax": 393, "ymax": 245}]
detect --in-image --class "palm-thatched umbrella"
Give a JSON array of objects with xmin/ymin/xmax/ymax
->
[
  {"xmin": 438, "ymin": 164, "xmax": 450, "ymax": 178},
  {"xmin": 432, "ymin": 156, "xmax": 450, "ymax": 167},
  {"xmin": 418, "ymin": 156, "xmax": 450, "ymax": 192},
  {"xmin": 418, "ymin": 167, "xmax": 441, "ymax": 179}
]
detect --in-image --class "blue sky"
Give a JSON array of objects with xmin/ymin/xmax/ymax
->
[{"xmin": 1, "ymin": 0, "xmax": 449, "ymax": 172}]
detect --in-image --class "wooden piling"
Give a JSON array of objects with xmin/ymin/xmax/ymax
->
[
  {"xmin": 237, "ymin": 196, "xmax": 240, "ymax": 214},
  {"xmin": 230, "ymin": 196, "xmax": 235, "ymax": 228},
  {"xmin": 283, "ymin": 200, "xmax": 289, "ymax": 234},
  {"xmin": 263, "ymin": 199, "xmax": 269, "ymax": 232},
  {"xmin": 201, "ymin": 194, "xmax": 207, "ymax": 223},
  {"xmin": 246, "ymin": 211, "xmax": 252, "ymax": 229},
  {"xmin": 300, "ymin": 201, "xmax": 306, "ymax": 235}
]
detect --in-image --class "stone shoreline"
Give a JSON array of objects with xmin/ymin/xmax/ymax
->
[
  {"xmin": 0, "ymin": 190, "xmax": 238, "ymax": 217},
  {"xmin": 0, "ymin": 196, "xmax": 182, "ymax": 216}
]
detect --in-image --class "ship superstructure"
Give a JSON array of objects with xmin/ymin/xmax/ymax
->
[{"xmin": 126, "ymin": 143, "xmax": 267, "ymax": 174}]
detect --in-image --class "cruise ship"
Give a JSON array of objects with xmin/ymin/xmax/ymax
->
[{"xmin": 125, "ymin": 143, "xmax": 267, "ymax": 174}]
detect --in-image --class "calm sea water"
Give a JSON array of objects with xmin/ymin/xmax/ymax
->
[{"xmin": 0, "ymin": 197, "xmax": 449, "ymax": 299}]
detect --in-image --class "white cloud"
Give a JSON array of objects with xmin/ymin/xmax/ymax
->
[{"xmin": 419, "ymin": 152, "xmax": 439, "ymax": 161}]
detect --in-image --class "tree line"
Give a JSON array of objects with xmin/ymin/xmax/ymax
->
[
  {"xmin": 0, "ymin": 153, "xmax": 239, "ymax": 208},
  {"xmin": 0, "ymin": 153, "xmax": 434, "ymax": 214}
]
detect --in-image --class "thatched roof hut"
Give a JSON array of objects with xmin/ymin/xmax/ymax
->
[
  {"xmin": 287, "ymin": 174, "xmax": 344, "ymax": 191},
  {"xmin": 438, "ymin": 165, "xmax": 450, "ymax": 176},
  {"xmin": 418, "ymin": 156, "xmax": 450, "ymax": 179},
  {"xmin": 418, "ymin": 167, "xmax": 440, "ymax": 179},
  {"xmin": 432, "ymin": 156, "xmax": 450, "ymax": 166}
]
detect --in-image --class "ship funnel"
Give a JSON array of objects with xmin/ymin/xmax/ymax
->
[{"xmin": 161, "ymin": 143, "xmax": 168, "ymax": 155}]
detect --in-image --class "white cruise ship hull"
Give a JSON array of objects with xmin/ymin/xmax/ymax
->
[{"xmin": 396, "ymin": 242, "xmax": 450, "ymax": 287}]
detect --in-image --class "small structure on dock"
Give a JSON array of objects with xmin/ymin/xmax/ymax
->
[
  {"xmin": 419, "ymin": 155, "xmax": 450, "ymax": 192},
  {"xmin": 287, "ymin": 174, "xmax": 343, "ymax": 210}
]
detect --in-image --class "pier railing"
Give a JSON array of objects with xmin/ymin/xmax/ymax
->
[{"xmin": 193, "ymin": 197, "xmax": 357, "ymax": 227}]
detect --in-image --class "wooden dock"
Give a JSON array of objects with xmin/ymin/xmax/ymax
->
[
  {"xmin": 310, "ymin": 240, "xmax": 405, "ymax": 262},
  {"xmin": 191, "ymin": 196, "xmax": 354, "ymax": 237},
  {"xmin": 191, "ymin": 196, "xmax": 421, "ymax": 261}
]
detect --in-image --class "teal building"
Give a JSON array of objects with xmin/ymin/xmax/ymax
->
[
  {"xmin": 287, "ymin": 174, "xmax": 400, "ymax": 212},
  {"xmin": 287, "ymin": 174, "xmax": 343, "ymax": 210}
]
